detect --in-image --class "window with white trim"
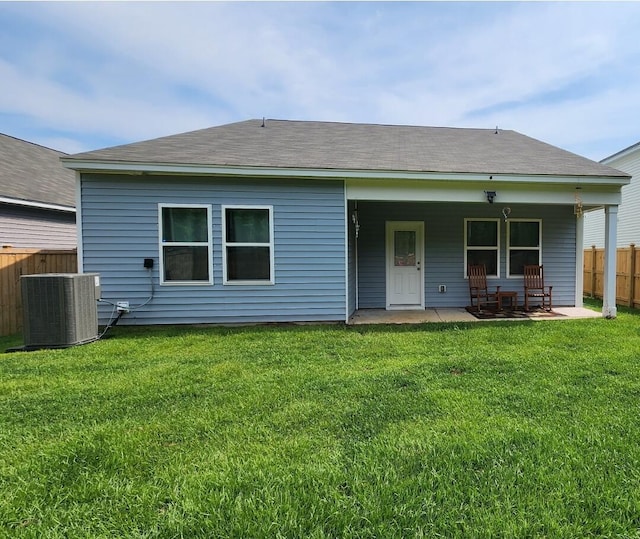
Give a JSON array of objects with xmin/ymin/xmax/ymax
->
[
  {"xmin": 223, "ymin": 206, "xmax": 274, "ymax": 284},
  {"xmin": 159, "ymin": 204, "xmax": 212, "ymax": 284},
  {"xmin": 465, "ymin": 219, "xmax": 499, "ymax": 277},
  {"xmin": 507, "ymin": 219, "xmax": 541, "ymax": 276}
]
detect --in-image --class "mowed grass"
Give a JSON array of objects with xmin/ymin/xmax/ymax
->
[{"xmin": 2, "ymin": 302, "xmax": 640, "ymax": 538}]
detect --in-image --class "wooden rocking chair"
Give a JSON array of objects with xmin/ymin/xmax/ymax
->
[
  {"xmin": 468, "ymin": 264, "xmax": 500, "ymax": 312},
  {"xmin": 523, "ymin": 265, "xmax": 553, "ymax": 311}
]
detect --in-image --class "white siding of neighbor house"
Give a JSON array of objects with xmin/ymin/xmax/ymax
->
[
  {"xmin": 80, "ymin": 175, "xmax": 346, "ymax": 325},
  {"xmin": 584, "ymin": 148, "xmax": 640, "ymax": 248},
  {"xmin": 0, "ymin": 205, "xmax": 76, "ymax": 249},
  {"xmin": 356, "ymin": 201, "xmax": 578, "ymax": 308}
]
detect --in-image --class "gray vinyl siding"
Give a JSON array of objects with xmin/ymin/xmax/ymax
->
[
  {"xmin": 0, "ymin": 204, "xmax": 76, "ymax": 249},
  {"xmin": 81, "ymin": 175, "xmax": 346, "ymax": 325},
  {"xmin": 584, "ymin": 150, "xmax": 640, "ymax": 248},
  {"xmin": 356, "ymin": 202, "xmax": 577, "ymax": 308}
]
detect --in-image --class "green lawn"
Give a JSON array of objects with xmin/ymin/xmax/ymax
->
[{"xmin": 2, "ymin": 301, "xmax": 640, "ymax": 538}]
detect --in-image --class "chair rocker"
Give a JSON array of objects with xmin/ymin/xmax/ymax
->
[
  {"xmin": 523, "ymin": 264, "xmax": 553, "ymax": 311},
  {"xmin": 468, "ymin": 264, "xmax": 500, "ymax": 312}
]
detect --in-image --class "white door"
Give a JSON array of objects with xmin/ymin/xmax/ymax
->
[{"xmin": 386, "ymin": 221, "xmax": 424, "ymax": 310}]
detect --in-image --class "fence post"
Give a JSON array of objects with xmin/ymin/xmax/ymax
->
[
  {"xmin": 630, "ymin": 244, "xmax": 636, "ymax": 308},
  {"xmin": 590, "ymin": 245, "xmax": 597, "ymax": 298}
]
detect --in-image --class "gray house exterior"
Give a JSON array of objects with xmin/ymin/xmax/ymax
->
[
  {"xmin": 62, "ymin": 119, "xmax": 629, "ymax": 324},
  {"xmin": 0, "ymin": 133, "xmax": 76, "ymax": 249}
]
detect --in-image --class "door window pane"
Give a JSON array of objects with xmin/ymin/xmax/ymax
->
[{"xmin": 394, "ymin": 231, "xmax": 416, "ymax": 266}]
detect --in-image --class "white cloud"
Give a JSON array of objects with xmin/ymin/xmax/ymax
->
[{"xmin": 0, "ymin": 2, "xmax": 639, "ymax": 157}]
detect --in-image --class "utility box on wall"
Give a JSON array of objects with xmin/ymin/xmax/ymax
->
[{"xmin": 21, "ymin": 273, "xmax": 101, "ymax": 350}]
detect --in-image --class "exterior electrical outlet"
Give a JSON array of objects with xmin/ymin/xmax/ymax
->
[
  {"xmin": 438, "ymin": 285, "xmax": 447, "ymax": 293},
  {"xmin": 116, "ymin": 301, "xmax": 130, "ymax": 313}
]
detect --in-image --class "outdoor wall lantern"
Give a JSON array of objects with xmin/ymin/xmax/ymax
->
[{"xmin": 485, "ymin": 190, "xmax": 497, "ymax": 204}]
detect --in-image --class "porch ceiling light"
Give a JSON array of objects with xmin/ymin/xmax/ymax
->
[{"xmin": 485, "ymin": 190, "xmax": 497, "ymax": 204}]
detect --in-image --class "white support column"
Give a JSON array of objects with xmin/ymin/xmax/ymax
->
[
  {"xmin": 575, "ymin": 212, "xmax": 584, "ymax": 308},
  {"xmin": 602, "ymin": 205, "xmax": 619, "ymax": 318}
]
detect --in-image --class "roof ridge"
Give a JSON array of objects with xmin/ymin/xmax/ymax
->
[{"xmin": 261, "ymin": 118, "xmax": 507, "ymax": 132}]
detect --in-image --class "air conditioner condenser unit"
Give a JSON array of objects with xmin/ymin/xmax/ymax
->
[{"xmin": 20, "ymin": 273, "xmax": 101, "ymax": 350}]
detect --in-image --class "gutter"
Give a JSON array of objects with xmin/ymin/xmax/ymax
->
[
  {"xmin": 0, "ymin": 196, "xmax": 76, "ymax": 213},
  {"xmin": 60, "ymin": 159, "xmax": 631, "ymax": 188}
]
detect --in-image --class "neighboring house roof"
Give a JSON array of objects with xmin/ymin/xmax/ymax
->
[
  {"xmin": 64, "ymin": 119, "xmax": 628, "ymax": 180},
  {"xmin": 601, "ymin": 140, "xmax": 640, "ymax": 165},
  {"xmin": 0, "ymin": 133, "xmax": 76, "ymax": 211}
]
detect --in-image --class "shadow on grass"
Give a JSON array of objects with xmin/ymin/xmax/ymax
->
[
  {"xmin": 93, "ymin": 319, "xmax": 526, "ymax": 343},
  {"xmin": 3, "ymin": 296, "xmax": 636, "ymax": 353}
]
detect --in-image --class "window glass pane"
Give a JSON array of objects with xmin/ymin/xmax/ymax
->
[
  {"xmin": 510, "ymin": 222, "xmax": 539, "ymax": 247},
  {"xmin": 162, "ymin": 207, "xmax": 208, "ymax": 242},
  {"xmin": 163, "ymin": 246, "xmax": 209, "ymax": 281},
  {"xmin": 509, "ymin": 250, "xmax": 540, "ymax": 276},
  {"xmin": 394, "ymin": 231, "xmax": 416, "ymax": 266},
  {"xmin": 227, "ymin": 246, "xmax": 271, "ymax": 280},
  {"xmin": 467, "ymin": 250, "xmax": 498, "ymax": 276},
  {"xmin": 467, "ymin": 221, "xmax": 497, "ymax": 246},
  {"xmin": 226, "ymin": 209, "xmax": 270, "ymax": 243}
]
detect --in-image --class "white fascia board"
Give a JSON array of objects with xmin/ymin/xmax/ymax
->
[
  {"xmin": 346, "ymin": 179, "xmax": 623, "ymax": 205},
  {"xmin": 61, "ymin": 159, "xmax": 630, "ymax": 187},
  {"xmin": 0, "ymin": 196, "xmax": 76, "ymax": 213}
]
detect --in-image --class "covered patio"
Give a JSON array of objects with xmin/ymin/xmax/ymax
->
[{"xmin": 348, "ymin": 306, "xmax": 601, "ymax": 325}]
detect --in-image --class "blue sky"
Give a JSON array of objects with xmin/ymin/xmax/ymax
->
[{"xmin": 1, "ymin": 1, "xmax": 639, "ymax": 161}]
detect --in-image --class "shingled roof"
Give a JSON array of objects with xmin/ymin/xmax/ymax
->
[
  {"xmin": 0, "ymin": 133, "xmax": 76, "ymax": 209},
  {"xmin": 65, "ymin": 119, "xmax": 627, "ymax": 179}
]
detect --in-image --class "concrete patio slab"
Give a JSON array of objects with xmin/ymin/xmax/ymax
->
[{"xmin": 348, "ymin": 307, "xmax": 602, "ymax": 325}]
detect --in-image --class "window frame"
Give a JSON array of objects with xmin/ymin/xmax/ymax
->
[
  {"xmin": 222, "ymin": 205, "xmax": 275, "ymax": 285},
  {"xmin": 158, "ymin": 203, "xmax": 213, "ymax": 286},
  {"xmin": 507, "ymin": 219, "xmax": 542, "ymax": 278},
  {"xmin": 464, "ymin": 218, "xmax": 500, "ymax": 278}
]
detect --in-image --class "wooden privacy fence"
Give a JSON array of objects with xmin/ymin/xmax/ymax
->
[
  {"xmin": 584, "ymin": 244, "xmax": 640, "ymax": 309},
  {"xmin": 0, "ymin": 247, "xmax": 78, "ymax": 337}
]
